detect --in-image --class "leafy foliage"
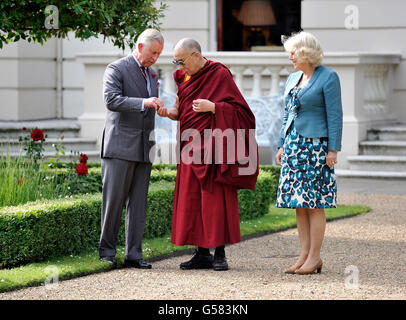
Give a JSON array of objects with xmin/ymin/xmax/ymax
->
[
  {"xmin": 0, "ymin": 159, "xmax": 102, "ymax": 208},
  {"xmin": 0, "ymin": 171, "xmax": 277, "ymax": 268},
  {"xmin": 0, "ymin": 0, "xmax": 167, "ymax": 49}
]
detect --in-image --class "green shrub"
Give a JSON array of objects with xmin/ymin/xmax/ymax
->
[
  {"xmin": 43, "ymin": 161, "xmax": 101, "ymax": 169},
  {"xmin": 260, "ymin": 165, "xmax": 281, "ymax": 180},
  {"xmin": 152, "ymin": 164, "xmax": 178, "ymax": 171},
  {"xmin": 50, "ymin": 167, "xmax": 102, "ymax": 195},
  {"xmin": 0, "ymin": 195, "xmax": 102, "ymax": 268},
  {"xmin": 0, "ymin": 172, "xmax": 277, "ymax": 269},
  {"xmin": 238, "ymin": 171, "xmax": 275, "ymax": 220},
  {"xmin": 42, "ymin": 162, "xmax": 177, "ymax": 170},
  {"xmin": 140, "ymin": 181, "xmax": 175, "ymax": 240}
]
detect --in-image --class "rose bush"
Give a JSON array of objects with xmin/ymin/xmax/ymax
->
[
  {"xmin": 76, "ymin": 163, "xmax": 88, "ymax": 176},
  {"xmin": 18, "ymin": 128, "xmax": 46, "ymax": 162}
]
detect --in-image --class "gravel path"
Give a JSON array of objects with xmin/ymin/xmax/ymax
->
[{"xmin": 1, "ymin": 192, "xmax": 405, "ymax": 300}]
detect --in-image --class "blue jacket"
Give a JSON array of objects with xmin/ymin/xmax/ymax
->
[{"xmin": 277, "ymin": 65, "xmax": 343, "ymax": 151}]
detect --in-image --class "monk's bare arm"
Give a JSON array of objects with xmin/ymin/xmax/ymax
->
[
  {"xmin": 157, "ymin": 96, "xmax": 179, "ymax": 120},
  {"xmin": 167, "ymin": 96, "xmax": 179, "ymax": 120}
]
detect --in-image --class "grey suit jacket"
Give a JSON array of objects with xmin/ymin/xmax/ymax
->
[{"xmin": 101, "ymin": 54, "xmax": 159, "ymax": 162}]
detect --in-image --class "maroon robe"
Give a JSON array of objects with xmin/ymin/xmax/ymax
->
[{"xmin": 171, "ymin": 59, "xmax": 259, "ymax": 248}]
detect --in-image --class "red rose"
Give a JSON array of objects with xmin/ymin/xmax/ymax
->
[
  {"xmin": 31, "ymin": 129, "xmax": 44, "ymax": 141},
  {"xmin": 76, "ymin": 163, "xmax": 88, "ymax": 176},
  {"xmin": 22, "ymin": 127, "xmax": 27, "ymax": 131},
  {"xmin": 80, "ymin": 153, "xmax": 88, "ymax": 164},
  {"xmin": 151, "ymin": 73, "xmax": 157, "ymax": 77}
]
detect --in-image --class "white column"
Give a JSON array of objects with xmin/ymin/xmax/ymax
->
[
  {"xmin": 160, "ymin": 65, "xmax": 176, "ymax": 94},
  {"xmin": 231, "ymin": 66, "xmax": 245, "ymax": 93},
  {"xmin": 56, "ymin": 38, "xmax": 63, "ymax": 119},
  {"xmin": 250, "ymin": 66, "xmax": 263, "ymax": 97},
  {"xmin": 268, "ymin": 66, "xmax": 282, "ymax": 96},
  {"xmin": 209, "ymin": 0, "xmax": 217, "ymax": 51}
]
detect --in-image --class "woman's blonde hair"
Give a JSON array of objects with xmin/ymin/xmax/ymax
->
[{"xmin": 282, "ymin": 31, "xmax": 323, "ymax": 67}]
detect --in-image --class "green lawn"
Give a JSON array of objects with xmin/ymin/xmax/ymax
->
[{"xmin": 0, "ymin": 204, "xmax": 370, "ymax": 293}]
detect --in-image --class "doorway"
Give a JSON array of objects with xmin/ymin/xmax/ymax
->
[{"xmin": 218, "ymin": 0, "xmax": 302, "ymax": 51}]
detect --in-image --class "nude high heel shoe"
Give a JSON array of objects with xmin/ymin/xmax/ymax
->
[
  {"xmin": 295, "ymin": 260, "xmax": 323, "ymax": 275},
  {"xmin": 283, "ymin": 264, "xmax": 303, "ymax": 274}
]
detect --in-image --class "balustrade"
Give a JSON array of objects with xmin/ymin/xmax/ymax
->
[{"xmin": 77, "ymin": 51, "xmax": 400, "ymax": 167}]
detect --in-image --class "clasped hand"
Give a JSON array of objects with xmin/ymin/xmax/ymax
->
[
  {"xmin": 144, "ymin": 97, "xmax": 172, "ymax": 118},
  {"xmin": 144, "ymin": 97, "xmax": 164, "ymax": 110},
  {"xmin": 152, "ymin": 97, "xmax": 215, "ymax": 119}
]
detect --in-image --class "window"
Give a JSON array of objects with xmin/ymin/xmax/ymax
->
[{"xmin": 219, "ymin": 0, "xmax": 301, "ymax": 51}]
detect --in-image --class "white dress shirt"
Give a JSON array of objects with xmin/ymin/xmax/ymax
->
[{"xmin": 132, "ymin": 53, "xmax": 152, "ymax": 112}]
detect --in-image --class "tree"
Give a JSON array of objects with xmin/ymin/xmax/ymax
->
[{"xmin": 0, "ymin": 0, "xmax": 167, "ymax": 49}]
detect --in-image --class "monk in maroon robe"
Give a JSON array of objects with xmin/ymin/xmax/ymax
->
[{"xmin": 157, "ymin": 38, "xmax": 258, "ymax": 271}]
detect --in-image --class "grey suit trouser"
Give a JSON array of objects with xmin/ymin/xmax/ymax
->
[{"xmin": 99, "ymin": 158, "xmax": 152, "ymax": 260}]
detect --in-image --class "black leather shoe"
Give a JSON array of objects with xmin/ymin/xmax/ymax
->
[
  {"xmin": 213, "ymin": 256, "xmax": 229, "ymax": 271},
  {"xmin": 124, "ymin": 259, "xmax": 152, "ymax": 269},
  {"xmin": 180, "ymin": 249, "xmax": 213, "ymax": 270},
  {"xmin": 100, "ymin": 256, "xmax": 117, "ymax": 266}
]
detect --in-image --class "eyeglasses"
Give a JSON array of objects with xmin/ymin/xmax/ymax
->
[{"xmin": 172, "ymin": 52, "xmax": 196, "ymax": 66}]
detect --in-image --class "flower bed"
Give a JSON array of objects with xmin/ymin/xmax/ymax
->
[
  {"xmin": 0, "ymin": 127, "xmax": 281, "ymax": 268},
  {"xmin": 0, "ymin": 171, "xmax": 277, "ymax": 268}
]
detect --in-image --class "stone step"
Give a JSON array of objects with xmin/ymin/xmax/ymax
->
[
  {"xmin": 335, "ymin": 169, "xmax": 406, "ymax": 180},
  {"xmin": 367, "ymin": 124, "xmax": 406, "ymax": 141},
  {"xmin": 347, "ymin": 155, "xmax": 406, "ymax": 172},
  {"xmin": 0, "ymin": 137, "xmax": 98, "ymax": 154},
  {"xmin": 0, "ymin": 119, "xmax": 80, "ymax": 139},
  {"xmin": 359, "ymin": 141, "xmax": 406, "ymax": 156}
]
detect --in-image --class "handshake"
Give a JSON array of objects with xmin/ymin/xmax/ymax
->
[
  {"xmin": 144, "ymin": 97, "xmax": 213, "ymax": 120},
  {"xmin": 144, "ymin": 97, "xmax": 170, "ymax": 117}
]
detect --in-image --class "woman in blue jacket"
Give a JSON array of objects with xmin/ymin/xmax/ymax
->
[{"xmin": 275, "ymin": 32, "xmax": 343, "ymax": 275}]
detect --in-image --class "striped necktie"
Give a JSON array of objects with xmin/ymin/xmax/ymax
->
[{"xmin": 140, "ymin": 66, "xmax": 147, "ymax": 81}]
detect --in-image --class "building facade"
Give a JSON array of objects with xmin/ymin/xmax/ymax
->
[{"xmin": 1, "ymin": 0, "xmax": 405, "ymax": 175}]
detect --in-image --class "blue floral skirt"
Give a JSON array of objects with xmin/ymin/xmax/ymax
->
[{"xmin": 275, "ymin": 123, "xmax": 337, "ymax": 209}]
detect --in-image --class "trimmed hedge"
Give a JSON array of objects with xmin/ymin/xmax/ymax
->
[
  {"xmin": 259, "ymin": 165, "xmax": 281, "ymax": 180},
  {"xmin": 47, "ymin": 164, "xmax": 278, "ymax": 186},
  {"xmin": 0, "ymin": 170, "xmax": 277, "ymax": 268},
  {"xmin": 46, "ymin": 167, "xmax": 178, "ymax": 187}
]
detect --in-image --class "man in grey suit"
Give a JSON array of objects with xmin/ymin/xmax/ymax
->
[{"xmin": 99, "ymin": 29, "xmax": 164, "ymax": 269}]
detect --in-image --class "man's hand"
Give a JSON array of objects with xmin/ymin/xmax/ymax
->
[
  {"xmin": 157, "ymin": 95, "xmax": 179, "ymax": 120},
  {"xmin": 192, "ymin": 99, "xmax": 215, "ymax": 113},
  {"xmin": 144, "ymin": 97, "xmax": 164, "ymax": 110},
  {"xmin": 275, "ymin": 147, "xmax": 283, "ymax": 166},
  {"xmin": 326, "ymin": 150, "xmax": 338, "ymax": 168}
]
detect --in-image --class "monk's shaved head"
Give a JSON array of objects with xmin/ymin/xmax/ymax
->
[
  {"xmin": 173, "ymin": 38, "xmax": 206, "ymax": 76},
  {"xmin": 175, "ymin": 38, "xmax": 201, "ymax": 54}
]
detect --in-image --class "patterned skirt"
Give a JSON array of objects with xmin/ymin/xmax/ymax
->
[{"xmin": 275, "ymin": 123, "xmax": 337, "ymax": 209}]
